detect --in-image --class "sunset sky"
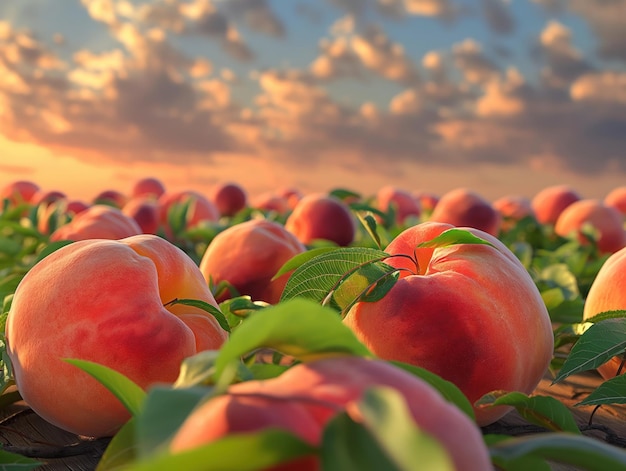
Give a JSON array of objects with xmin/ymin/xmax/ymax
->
[{"xmin": 1, "ymin": 0, "xmax": 625, "ymax": 203}]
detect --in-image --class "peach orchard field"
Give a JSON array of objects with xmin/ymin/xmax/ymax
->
[{"xmin": 1, "ymin": 179, "xmax": 626, "ymax": 470}]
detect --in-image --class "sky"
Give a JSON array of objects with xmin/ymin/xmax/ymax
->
[{"xmin": 1, "ymin": 0, "xmax": 625, "ymax": 203}]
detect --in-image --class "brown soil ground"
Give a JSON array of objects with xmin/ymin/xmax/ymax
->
[{"xmin": 0, "ymin": 371, "xmax": 625, "ymax": 470}]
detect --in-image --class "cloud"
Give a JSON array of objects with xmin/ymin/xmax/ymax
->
[
  {"xmin": 452, "ymin": 39, "xmax": 500, "ymax": 84},
  {"xmin": 223, "ymin": 0, "xmax": 285, "ymax": 37},
  {"xmin": 310, "ymin": 18, "xmax": 420, "ymax": 84},
  {"xmin": 537, "ymin": 20, "xmax": 592, "ymax": 88},
  {"xmin": 1, "ymin": 0, "xmax": 625, "ymax": 189},
  {"xmin": 570, "ymin": 0, "xmax": 626, "ymax": 63},
  {"xmin": 481, "ymin": 0, "xmax": 515, "ymax": 35}
]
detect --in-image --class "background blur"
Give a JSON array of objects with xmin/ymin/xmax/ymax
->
[{"xmin": 1, "ymin": 0, "xmax": 625, "ymax": 201}]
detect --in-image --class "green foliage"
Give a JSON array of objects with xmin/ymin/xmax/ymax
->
[
  {"xmin": 476, "ymin": 391, "xmax": 581, "ymax": 434},
  {"xmin": 554, "ymin": 316, "xmax": 626, "ymax": 384}
]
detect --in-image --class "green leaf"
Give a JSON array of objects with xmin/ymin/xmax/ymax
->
[
  {"xmin": 553, "ymin": 318, "xmax": 626, "ymax": 383},
  {"xmin": 584, "ymin": 310, "xmax": 626, "ymax": 324},
  {"xmin": 475, "ymin": 391, "xmax": 581, "ymax": 434},
  {"xmin": 123, "ymin": 429, "xmax": 315, "ymax": 471},
  {"xmin": 64, "ymin": 359, "xmax": 146, "ymax": 416},
  {"xmin": 218, "ymin": 296, "xmax": 268, "ymax": 331},
  {"xmin": 329, "ymin": 188, "xmax": 361, "ymax": 201},
  {"xmin": 321, "ymin": 386, "xmax": 454, "ymax": 471},
  {"xmin": 488, "ymin": 432, "xmax": 626, "ymax": 471},
  {"xmin": 135, "ymin": 386, "xmax": 211, "ymax": 459},
  {"xmin": 96, "ymin": 418, "xmax": 137, "ymax": 471},
  {"xmin": 416, "ymin": 228, "xmax": 495, "ymax": 249},
  {"xmin": 331, "ymin": 262, "xmax": 398, "ymax": 313},
  {"xmin": 0, "ymin": 449, "xmax": 42, "ymax": 469},
  {"xmin": 280, "ymin": 247, "xmax": 391, "ymax": 305},
  {"xmin": 173, "ymin": 350, "xmax": 253, "ymax": 388},
  {"xmin": 355, "ymin": 212, "xmax": 384, "ymax": 249},
  {"xmin": 272, "ymin": 247, "xmax": 337, "ymax": 281},
  {"xmin": 390, "ymin": 361, "xmax": 475, "ymax": 421},
  {"xmin": 163, "ymin": 298, "xmax": 231, "ymax": 334},
  {"xmin": 576, "ymin": 373, "xmax": 626, "ymax": 407},
  {"xmin": 213, "ymin": 299, "xmax": 372, "ymax": 382},
  {"xmin": 484, "ymin": 435, "xmax": 551, "ymax": 471}
]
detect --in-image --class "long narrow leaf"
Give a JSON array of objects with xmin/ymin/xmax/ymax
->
[{"xmin": 65, "ymin": 359, "xmax": 146, "ymax": 416}]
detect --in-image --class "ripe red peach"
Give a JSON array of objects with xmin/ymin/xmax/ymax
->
[
  {"xmin": 0, "ymin": 180, "xmax": 40, "ymax": 206},
  {"xmin": 50, "ymin": 205, "xmax": 142, "ymax": 242},
  {"xmin": 158, "ymin": 190, "xmax": 220, "ymax": 236},
  {"xmin": 6, "ymin": 234, "xmax": 228, "ymax": 437},
  {"xmin": 413, "ymin": 191, "xmax": 439, "ymax": 214},
  {"xmin": 210, "ymin": 182, "xmax": 248, "ymax": 217},
  {"xmin": 342, "ymin": 221, "xmax": 553, "ymax": 426},
  {"xmin": 250, "ymin": 192, "xmax": 291, "ymax": 215},
  {"xmin": 492, "ymin": 195, "xmax": 536, "ymax": 231},
  {"xmin": 199, "ymin": 219, "xmax": 306, "ymax": 304},
  {"xmin": 31, "ymin": 190, "xmax": 67, "ymax": 207},
  {"xmin": 93, "ymin": 189, "xmax": 128, "ymax": 209},
  {"xmin": 285, "ymin": 193, "xmax": 356, "ymax": 247},
  {"xmin": 132, "ymin": 177, "xmax": 166, "ymax": 199},
  {"xmin": 170, "ymin": 356, "xmax": 492, "ymax": 471},
  {"xmin": 277, "ymin": 187, "xmax": 303, "ymax": 209},
  {"xmin": 66, "ymin": 200, "xmax": 90, "ymax": 216},
  {"xmin": 554, "ymin": 199, "xmax": 626, "ymax": 254},
  {"xmin": 375, "ymin": 185, "xmax": 421, "ymax": 225},
  {"xmin": 531, "ymin": 185, "xmax": 581, "ymax": 225},
  {"xmin": 428, "ymin": 188, "xmax": 501, "ymax": 236},
  {"xmin": 582, "ymin": 245, "xmax": 626, "ymax": 379},
  {"xmin": 605, "ymin": 186, "xmax": 626, "ymax": 216},
  {"xmin": 122, "ymin": 197, "xmax": 160, "ymax": 234}
]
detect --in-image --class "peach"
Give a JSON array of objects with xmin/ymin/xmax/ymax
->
[
  {"xmin": 554, "ymin": 199, "xmax": 626, "ymax": 254},
  {"xmin": 277, "ymin": 187, "xmax": 303, "ymax": 209},
  {"xmin": 122, "ymin": 196, "xmax": 160, "ymax": 234},
  {"xmin": 428, "ymin": 188, "xmax": 501, "ymax": 236},
  {"xmin": 492, "ymin": 195, "xmax": 536, "ymax": 231},
  {"xmin": 605, "ymin": 186, "xmax": 626, "ymax": 216},
  {"xmin": 531, "ymin": 184, "xmax": 581, "ymax": 225},
  {"xmin": 0, "ymin": 180, "xmax": 40, "ymax": 207},
  {"xmin": 50, "ymin": 204, "xmax": 142, "ymax": 242},
  {"xmin": 158, "ymin": 190, "xmax": 220, "ymax": 236},
  {"xmin": 132, "ymin": 177, "xmax": 166, "ymax": 199},
  {"xmin": 66, "ymin": 200, "xmax": 90, "ymax": 216},
  {"xmin": 170, "ymin": 356, "xmax": 492, "ymax": 471},
  {"xmin": 285, "ymin": 193, "xmax": 356, "ymax": 247},
  {"xmin": 413, "ymin": 191, "xmax": 439, "ymax": 214},
  {"xmin": 375, "ymin": 185, "xmax": 421, "ymax": 225},
  {"xmin": 199, "ymin": 219, "xmax": 306, "ymax": 304},
  {"xmin": 93, "ymin": 189, "xmax": 128, "ymax": 209},
  {"xmin": 250, "ymin": 192, "xmax": 291, "ymax": 215},
  {"xmin": 5, "ymin": 234, "xmax": 228, "ymax": 437},
  {"xmin": 210, "ymin": 182, "xmax": 248, "ymax": 217},
  {"xmin": 342, "ymin": 221, "xmax": 554, "ymax": 426},
  {"xmin": 31, "ymin": 189, "xmax": 67, "ymax": 207},
  {"xmin": 582, "ymin": 245, "xmax": 626, "ymax": 379}
]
